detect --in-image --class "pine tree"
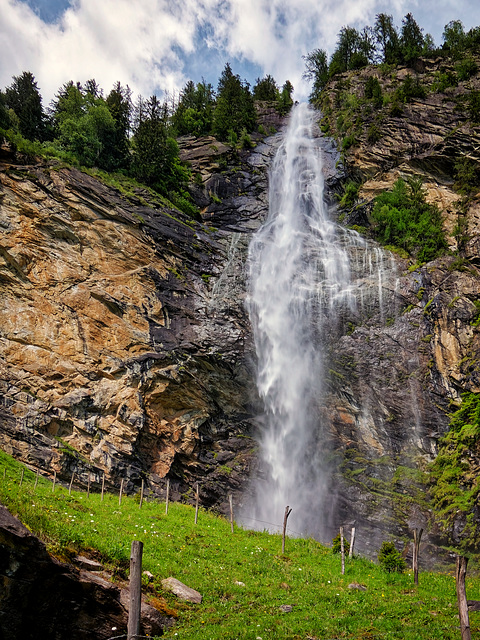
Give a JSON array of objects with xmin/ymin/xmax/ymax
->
[
  {"xmin": 5, "ymin": 71, "xmax": 46, "ymax": 141},
  {"xmin": 400, "ymin": 13, "xmax": 424, "ymax": 64},
  {"xmin": 213, "ymin": 63, "xmax": 256, "ymax": 141}
]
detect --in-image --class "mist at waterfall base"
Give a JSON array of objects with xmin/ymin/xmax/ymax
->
[{"xmin": 240, "ymin": 103, "xmax": 396, "ymax": 541}]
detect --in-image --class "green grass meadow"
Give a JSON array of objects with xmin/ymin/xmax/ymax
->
[{"xmin": 0, "ymin": 450, "xmax": 479, "ymax": 640}]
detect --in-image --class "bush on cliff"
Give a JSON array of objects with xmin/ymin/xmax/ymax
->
[{"xmin": 371, "ymin": 177, "xmax": 446, "ymax": 262}]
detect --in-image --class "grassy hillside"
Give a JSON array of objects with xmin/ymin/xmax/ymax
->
[{"xmin": 0, "ymin": 450, "xmax": 478, "ymax": 639}]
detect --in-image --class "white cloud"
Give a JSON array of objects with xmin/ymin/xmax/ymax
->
[{"xmin": 1, "ymin": 0, "xmax": 480, "ymax": 104}]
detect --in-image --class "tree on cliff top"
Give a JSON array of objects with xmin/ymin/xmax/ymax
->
[
  {"xmin": 4, "ymin": 71, "xmax": 46, "ymax": 141},
  {"xmin": 253, "ymin": 75, "xmax": 279, "ymax": 101},
  {"xmin": 303, "ymin": 48, "xmax": 329, "ymax": 102},
  {"xmin": 131, "ymin": 94, "xmax": 189, "ymax": 197},
  {"xmin": 172, "ymin": 79, "xmax": 215, "ymax": 137},
  {"xmin": 400, "ymin": 12, "xmax": 425, "ymax": 63},
  {"xmin": 212, "ymin": 63, "xmax": 256, "ymax": 141},
  {"xmin": 374, "ymin": 13, "xmax": 400, "ymax": 64}
]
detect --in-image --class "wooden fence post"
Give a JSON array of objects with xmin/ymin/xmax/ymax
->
[
  {"xmin": 139, "ymin": 479, "xmax": 144, "ymax": 509},
  {"xmin": 229, "ymin": 494, "xmax": 234, "ymax": 534},
  {"xmin": 165, "ymin": 478, "xmax": 170, "ymax": 515},
  {"xmin": 349, "ymin": 526, "xmax": 356, "ymax": 559},
  {"xmin": 87, "ymin": 473, "xmax": 91, "ymax": 499},
  {"xmin": 194, "ymin": 483, "xmax": 199, "ymax": 524},
  {"xmin": 101, "ymin": 472, "xmax": 105, "ymax": 502},
  {"xmin": 19, "ymin": 468, "xmax": 24, "ymax": 488},
  {"xmin": 68, "ymin": 471, "xmax": 74, "ymax": 496},
  {"xmin": 413, "ymin": 528, "xmax": 423, "ymax": 585},
  {"xmin": 34, "ymin": 469, "xmax": 39, "ymax": 490},
  {"xmin": 119, "ymin": 478, "xmax": 124, "ymax": 506},
  {"xmin": 340, "ymin": 526, "xmax": 345, "ymax": 575},
  {"xmin": 127, "ymin": 540, "xmax": 143, "ymax": 640},
  {"xmin": 456, "ymin": 555, "xmax": 471, "ymax": 640},
  {"xmin": 282, "ymin": 506, "xmax": 292, "ymax": 554},
  {"xmin": 52, "ymin": 470, "xmax": 56, "ymax": 492}
]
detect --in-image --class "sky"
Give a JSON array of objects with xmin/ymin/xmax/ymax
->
[{"xmin": 1, "ymin": 0, "xmax": 480, "ymax": 106}]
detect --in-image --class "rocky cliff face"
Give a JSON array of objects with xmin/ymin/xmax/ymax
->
[
  {"xmin": 316, "ymin": 56, "xmax": 480, "ymax": 556},
  {"xmin": 0, "ymin": 127, "xmax": 285, "ymax": 509},
  {"xmin": 1, "ymin": 70, "xmax": 479, "ymax": 561}
]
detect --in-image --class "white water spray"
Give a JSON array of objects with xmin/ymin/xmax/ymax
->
[{"xmin": 244, "ymin": 103, "xmax": 395, "ymax": 537}]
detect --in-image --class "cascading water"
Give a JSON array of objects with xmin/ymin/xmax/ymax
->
[{"xmin": 242, "ymin": 103, "xmax": 396, "ymax": 538}]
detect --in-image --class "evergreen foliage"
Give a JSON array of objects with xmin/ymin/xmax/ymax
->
[
  {"xmin": 429, "ymin": 392, "xmax": 480, "ymax": 552},
  {"xmin": 371, "ymin": 177, "xmax": 446, "ymax": 262},
  {"xmin": 4, "ymin": 71, "xmax": 47, "ymax": 141},
  {"xmin": 131, "ymin": 95, "xmax": 189, "ymax": 198},
  {"xmin": 253, "ymin": 75, "xmax": 278, "ymax": 101},
  {"xmin": 213, "ymin": 63, "xmax": 256, "ymax": 140},
  {"xmin": 332, "ymin": 533, "xmax": 350, "ymax": 554},
  {"xmin": 105, "ymin": 82, "xmax": 132, "ymax": 170},
  {"xmin": 374, "ymin": 13, "xmax": 400, "ymax": 64},
  {"xmin": 172, "ymin": 80, "xmax": 215, "ymax": 136},
  {"xmin": 51, "ymin": 81, "xmax": 118, "ymax": 169},
  {"xmin": 277, "ymin": 80, "xmax": 294, "ymax": 114},
  {"xmin": 0, "ymin": 91, "xmax": 10, "ymax": 130},
  {"xmin": 364, "ymin": 76, "xmax": 383, "ymax": 107},
  {"xmin": 303, "ymin": 48, "xmax": 329, "ymax": 102},
  {"xmin": 378, "ymin": 542, "xmax": 406, "ymax": 573},
  {"xmin": 399, "ymin": 13, "xmax": 425, "ymax": 64}
]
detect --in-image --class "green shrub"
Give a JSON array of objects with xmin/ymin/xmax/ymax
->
[
  {"xmin": 378, "ymin": 541, "xmax": 406, "ymax": 573},
  {"xmin": 371, "ymin": 177, "xmax": 446, "ymax": 262},
  {"xmin": 395, "ymin": 74, "xmax": 426, "ymax": 102},
  {"xmin": 367, "ymin": 124, "xmax": 382, "ymax": 144},
  {"xmin": 456, "ymin": 57, "xmax": 478, "ymax": 81},
  {"xmin": 389, "ymin": 100, "xmax": 403, "ymax": 117},
  {"xmin": 429, "ymin": 392, "xmax": 480, "ymax": 552},
  {"xmin": 431, "ymin": 70, "xmax": 458, "ymax": 92},
  {"xmin": 342, "ymin": 134, "xmax": 356, "ymax": 150},
  {"xmin": 239, "ymin": 127, "xmax": 255, "ymax": 149},
  {"xmin": 339, "ymin": 181, "xmax": 360, "ymax": 208},
  {"xmin": 364, "ymin": 76, "xmax": 383, "ymax": 107},
  {"xmin": 466, "ymin": 90, "xmax": 480, "ymax": 122},
  {"xmin": 332, "ymin": 533, "xmax": 350, "ymax": 555}
]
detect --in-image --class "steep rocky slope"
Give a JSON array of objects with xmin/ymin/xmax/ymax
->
[
  {"xmin": 0, "ymin": 130, "xmax": 284, "ymax": 509},
  {"xmin": 2, "ymin": 64, "xmax": 480, "ymax": 562},
  {"xmin": 316, "ymin": 55, "xmax": 480, "ymax": 555}
]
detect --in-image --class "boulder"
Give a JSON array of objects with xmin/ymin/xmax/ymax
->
[{"xmin": 161, "ymin": 577, "xmax": 202, "ymax": 603}]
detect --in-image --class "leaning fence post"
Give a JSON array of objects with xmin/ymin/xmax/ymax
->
[
  {"xmin": 165, "ymin": 478, "xmax": 170, "ymax": 515},
  {"xmin": 19, "ymin": 468, "xmax": 24, "ymax": 488},
  {"xmin": 52, "ymin": 470, "xmax": 56, "ymax": 492},
  {"xmin": 68, "ymin": 471, "xmax": 74, "ymax": 495},
  {"xmin": 119, "ymin": 478, "xmax": 124, "ymax": 506},
  {"xmin": 139, "ymin": 479, "xmax": 144, "ymax": 509},
  {"xmin": 282, "ymin": 506, "xmax": 292, "ymax": 554},
  {"xmin": 456, "ymin": 555, "xmax": 471, "ymax": 640},
  {"xmin": 127, "ymin": 540, "xmax": 143, "ymax": 640},
  {"xmin": 349, "ymin": 526, "xmax": 356, "ymax": 559},
  {"xmin": 34, "ymin": 469, "xmax": 39, "ymax": 490},
  {"xmin": 229, "ymin": 494, "xmax": 234, "ymax": 533},
  {"xmin": 101, "ymin": 472, "xmax": 105, "ymax": 502},
  {"xmin": 194, "ymin": 483, "xmax": 200, "ymax": 524},
  {"xmin": 340, "ymin": 526, "xmax": 345, "ymax": 575},
  {"xmin": 413, "ymin": 528, "xmax": 423, "ymax": 585}
]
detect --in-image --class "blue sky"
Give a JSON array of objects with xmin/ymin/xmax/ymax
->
[{"xmin": 2, "ymin": 0, "xmax": 480, "ymax": 104}]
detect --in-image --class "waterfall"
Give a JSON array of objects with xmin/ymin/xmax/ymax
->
[{"xmin": 242, "ymin": 103, "xmax": 395, "ymax": 538}]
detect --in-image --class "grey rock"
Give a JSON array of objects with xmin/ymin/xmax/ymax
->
[{"xmin": 161, "ymin": 577, "xmax": 202, "ymax": 604}]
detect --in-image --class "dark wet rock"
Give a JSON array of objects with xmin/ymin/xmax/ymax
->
[{"xmin": 0, "ymin": 503, "xmax": 172, "ymax": 639}]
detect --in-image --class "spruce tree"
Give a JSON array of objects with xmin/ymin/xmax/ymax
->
[{"xmin": 5, "ymin": 71, "xmax": 46, "ymax": 141}]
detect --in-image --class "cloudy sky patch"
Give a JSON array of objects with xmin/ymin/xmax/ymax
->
[{"xmin": 1, "ymin": 0, "xmax": 480, "ymax": 104}]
